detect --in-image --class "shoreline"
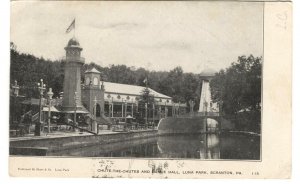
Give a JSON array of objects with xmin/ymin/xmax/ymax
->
[
  {"xmin": 9, "ymin": 130, "xmax": 260, "ymax": 156},
  {"xmin": 10, "ymin": 130, "xmax": 158, "ymax": 156},
  {"xmin": 222, "ymin": 130, "xmax": 261, "ymax": 136}
]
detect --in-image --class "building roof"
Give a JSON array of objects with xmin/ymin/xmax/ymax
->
[
  {"xmin": 103, "ymin": 81, "xmax": 171, "ymax": 99},
  {"xmin": 67, "ymin": 37, "xmax": 80, "ymax": 47},
  {"xmin": 85, "ymin": 67, "xmax": 101, "ymax": 74},
  {"xmin": 199, "ymin": 68, "xmax": 216, "ymax": 77},
  {"xmin": 42, "ymin": 106, "xmax": 60, "ymax": 112}
]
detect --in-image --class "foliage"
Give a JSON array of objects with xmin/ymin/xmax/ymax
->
[
  {"xmin": 210, "ymin": 55, "xmax": 262, "ymax": 115},
  {"xmin": 10, "ymin": 43, "xmax": 262, "ymax": 119},
  {"xmin": 10, "ymin": 44, "xmax": 262, "ymax": 117},
  {"xmin": 134, "ymin": 87, "xmax": 156, "ymax": 124},
  {"xmin": 10, "ymin": 47, "xmax": 202, "ymax": 108},
  {"xmin": 10, "ymin": 49, "xmax": 64, "ymax": 98},
  {"xmin": 139, "ymin": 87, "xmax": 155, "ymax": 105}
]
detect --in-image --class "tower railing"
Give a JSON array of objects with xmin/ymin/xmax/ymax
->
[{"xmin": 61, "ymin": 56, "xmax": 85, "ymax": 64}]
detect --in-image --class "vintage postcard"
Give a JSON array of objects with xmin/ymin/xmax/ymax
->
[{"xmin": 9, "ymin": 0, "xmax": 292, "ymax": 179}]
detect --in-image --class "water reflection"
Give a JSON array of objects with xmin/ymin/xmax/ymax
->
[
  {"xmin": 49, "ymin": 133, "xmax": 260, "ymax": 160},
  {"xmin": 157, "ymin": 134, "xmax": 220, "ymax": 159}
]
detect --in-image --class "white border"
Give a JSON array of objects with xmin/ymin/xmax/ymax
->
[{"xmin": 1, "ymin": 0, "xmax": 299, "ymax": 183}]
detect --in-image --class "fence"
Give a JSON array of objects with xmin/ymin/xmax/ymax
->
[{"xmin": 179, "ymin": 112, "xmax": 220, "ymax": 118}]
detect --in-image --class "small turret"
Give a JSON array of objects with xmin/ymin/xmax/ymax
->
[{"xmin": 84, "ymin": 68, "xmax": 101, "ymax": 87}]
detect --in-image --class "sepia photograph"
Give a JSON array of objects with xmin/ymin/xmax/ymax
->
[
  {"xmin": 9, "ymin": 0, "xmax": 262, "ymax": 159},
  {"xmin": 7, "ymin": 0, "xmax": 292, "ymax": 179}
]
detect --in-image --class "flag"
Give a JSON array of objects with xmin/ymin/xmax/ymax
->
[
  {"xmin": 143, "ymin": 78, "xmax": 148, "ymax": 84},
  {"xmin": 66, "ymin": 19, "xmax": 75, "ymax": 34}
]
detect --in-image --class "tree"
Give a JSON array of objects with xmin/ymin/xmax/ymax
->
[
  {"xmin": 10, "ymin": 48, "xmax": 64, "ymax": 98},
  {"xmin": 210, "ymin": 55, "xmax": 262, "ymax": 115},
  {"xmin": 10, "ymin": 48, "xmax": 203, "ymax": 110},
  {"xmin": 182, "ymin": 73, "xmax": 202, "ymax": 111},
  {"xmin": 162, "ymin": 66, "xmax": 184, "ymax": 102},
  {"xmin": 136, "ymin": 87, "xmax": 155, "ymax": 124}
]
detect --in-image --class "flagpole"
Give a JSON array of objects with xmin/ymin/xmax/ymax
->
[
  {"xmin": 73, "ymin": 18, "xmax": 76, "ymax": 37},
  {"xmin": 146, "ymin": 76, "xmax": 148, "ymax": 89}
]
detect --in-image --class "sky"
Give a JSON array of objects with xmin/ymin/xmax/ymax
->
[{"xmin": 11, "ymin": 1, "xmax": 263, "ymax": 73}]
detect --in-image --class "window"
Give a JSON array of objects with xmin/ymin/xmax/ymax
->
[
  {"xmin": 85, "ymin": 77, "xmax": 90, "ymax": 85},
  {"xmin": 93, "ymin": 77, "xmax": 98, "ymax": 85},
  {"xmin": 96, "ymin": 104, "xmax": 101, "ymax": 117}
]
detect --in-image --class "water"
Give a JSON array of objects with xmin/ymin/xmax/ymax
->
[{"xmin": 49, "ymin": 133, "xmax": 260, "ymax": 160}]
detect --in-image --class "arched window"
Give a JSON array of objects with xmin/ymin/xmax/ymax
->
[
  {"xmin": 85, "ymin": 77, "xmax": 90, "ymax": 85},
  {"xmin": 93, "ymin": 77, "xmax": 99, "ymax": 85},
  {"xmin": 96, "ymin": 104, "xmax": 101, "ymax": 117}
]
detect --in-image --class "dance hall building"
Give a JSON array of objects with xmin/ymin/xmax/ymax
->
[{"xmin": 62, "ymin": 37, "xmax": 186, "ymax": 125}]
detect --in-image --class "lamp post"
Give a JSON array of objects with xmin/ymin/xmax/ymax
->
[
  {"xmin": 108, "ymin": 99, "xmax": 112, "ymax": 118},
  {"xmin": 164, "ymin": 101, "xmax": 167, "ymax": 118},
  {"xmin": 131, "ymin": 99, "xmax": 134, "ymax": 117},
  {"xmin": 47, "ymin": 88, "xmax": 53, "ymax": 133},
  {"xmin": 12, "ymin": 80, "xmax": 19, "ymax": 97},
  {"xmin": 111, "ymin": 97, "xmax": 114, "ymax": 118},
  {"xmin": 172, "ymin": 102, "xmax": 175, "ymax": 117},
  {"xmin": 121, "ymin": 98, "xmax": 124, "ymax": 118},
  {"xmin": 158, "ymin": 105, "xmax": 161, "ymax": 120},
  {"xmin": 125, "ymin": 100, "xmax": 127, "ymax": 123},
  {"xmin": 36, "ymin": 79, "xmax": 46, "ymax": 136},
  {"xmin": 11, "ymin": 80, "xmax": 19, "ymax": 125}
]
